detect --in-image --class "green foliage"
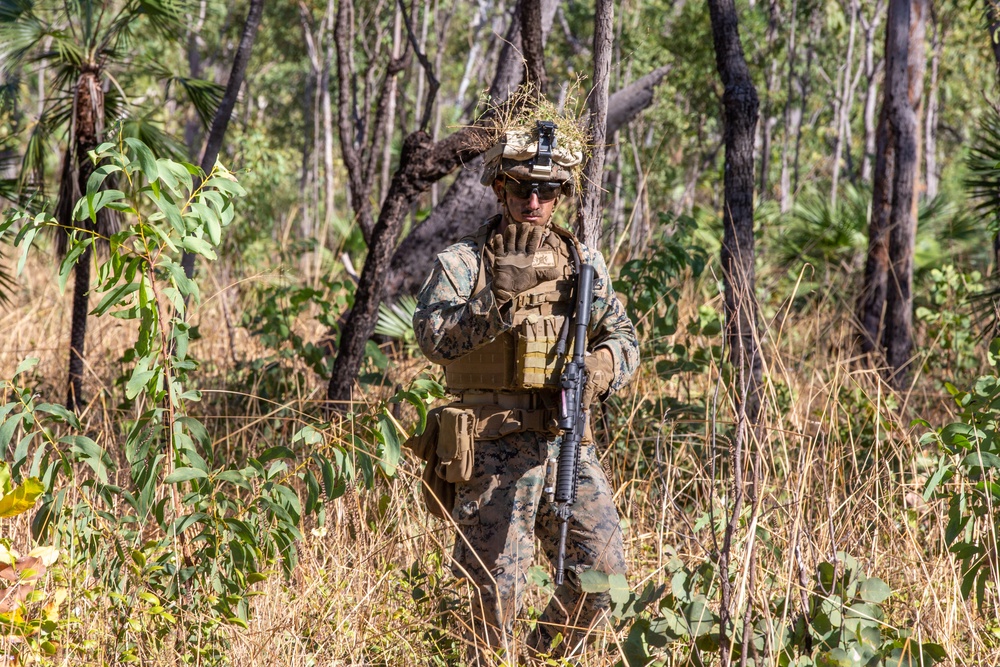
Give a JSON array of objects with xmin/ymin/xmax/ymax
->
[
  {"xmin": 584, "ymin": 551, "xmax": 945, "ymax": 667},
  {"xmin": 0, "ymin": 136, "xmax": 451, "ymax": 662},
  {"xmin": 239, "ymin": 275, "xmax": 349, "ymax": 384},
  {"xmin": 923, "ymin": 337, "xmax": 1000, "ymax": 611},
  {"xmin": 915, "ymin": 265, "xmax": 984, "ymax": 378}
]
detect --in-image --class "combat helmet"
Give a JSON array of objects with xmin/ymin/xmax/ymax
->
[{"xmin": 481, "ymin": 120, "xmax": 584, "ymax": 196}]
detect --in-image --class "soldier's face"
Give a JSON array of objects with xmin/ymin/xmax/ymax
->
[{"xmin": 495, "ymin": 178, "xmax": 559, "ymax": 226}]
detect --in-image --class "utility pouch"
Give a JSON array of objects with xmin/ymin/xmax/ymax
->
[
  {"xmin": 515, "ymin": 315, "xmax": 569, "ymax": 389},
  {"xmin": 402, "ymin": 406, "xmax": 443, "ymax": 462},
  {"xmin": 436, "ymin": 406, "xmax": 476, "ymax": 484}
]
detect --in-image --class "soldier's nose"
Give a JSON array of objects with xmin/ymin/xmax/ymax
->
[{"xmin": 528, "ymin": 192, "xmax": 540, "ymax": 207}]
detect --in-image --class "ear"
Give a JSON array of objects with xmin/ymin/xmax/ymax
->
[{"xmin": 492, "ymin": 179, "xmax": 505, "ymax": 203}]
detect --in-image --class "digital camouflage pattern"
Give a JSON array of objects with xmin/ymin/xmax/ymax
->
[
  {"xmin": 413, "ymin": 219, "xmax": 639, "ymax": 663},
  {"xmin": 451, "ymin": 434, "xmax": 626, "ymax": 661},
  {"xmin": 414, "ymin": 219, "xmax": 640, "ymax": 390}
]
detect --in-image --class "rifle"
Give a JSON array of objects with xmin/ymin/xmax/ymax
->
[{"xmin": 553, "ymin": 260, "xmax": 595, "ymax": 586}]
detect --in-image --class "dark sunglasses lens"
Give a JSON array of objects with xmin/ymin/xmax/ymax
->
[
  {"xmin": 505, "ymin": 180, "xmax": 561, "ymax": 200},
  {"xmin": 535, "ymin": 183, "xmax": 561, "ymax": 200}
]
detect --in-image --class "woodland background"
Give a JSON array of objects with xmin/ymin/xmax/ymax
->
[{"xmin": 0, "ymin": 0, "xmax": 999, "ymax": 665}]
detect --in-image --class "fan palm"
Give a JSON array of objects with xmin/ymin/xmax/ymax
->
[{"xmin": 0, "ymin": 0, "xmax": 218, "ymax": 409}]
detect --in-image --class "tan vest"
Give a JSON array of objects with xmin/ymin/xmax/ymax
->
[{"xmin": 444, "ymin": 222, "xmax": 580, "ymax": 393}]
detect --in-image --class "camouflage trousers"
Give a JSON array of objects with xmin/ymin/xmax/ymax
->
[{"xmin": 450, "ymin": 431, "xmax": 627, "ymax": 665}]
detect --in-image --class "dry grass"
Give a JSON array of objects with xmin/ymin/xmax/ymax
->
[{"xmin": 1, "ymin": 248, "xmax": 998, "ymax": 666}]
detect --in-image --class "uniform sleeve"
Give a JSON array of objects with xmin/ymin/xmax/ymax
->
[
  {"xmin": 584, "ymin": 246, "xmax": 640, "ymax": 394},
  {"xmin": 413, "ymin": 240, "xmax": 512, "ymax": 364}
]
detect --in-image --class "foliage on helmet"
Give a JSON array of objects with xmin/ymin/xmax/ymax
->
[{"xmin": 474, "ymin": 85, "xmax": 591, "ymax": 197}]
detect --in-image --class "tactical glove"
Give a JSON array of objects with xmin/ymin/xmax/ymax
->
[
  {"xmin": 582, "ymin": 348, "xmax": 616, "ymax": 406},
  {"xmin": 488, "ymin": 223, "xmax": 561, "ymax": 306}
]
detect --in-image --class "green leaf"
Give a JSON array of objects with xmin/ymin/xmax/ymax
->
[
  {"xmin": 578, "ymin": 570, "xmax": 610, "ymax": 593},
  {"xmin": 608, "ymin": 572, "xmax": 630, "ymax": 605},
  {"xmin": 126, "ymin": 357, "xmax": 158, "ymax": 400},
  {"xmin": 859, "ymin": 577, "xmax": 891, "ymax": 604},
  {"xmin": 259, "ymin": 446, "xmax": 295, "ymax": 464},
  {"xmin": 164, "ymin": 467, "xmax": 208, "ymax": 483},
  {"xmin": 181, "ymin": 235, "xmax": 217, "ymax": 260},
  {"xmin": 14, "ymin": 357, "xmax": 38, "ymax": 377},
  {"xmin": 377, "ymin": 413, "xmax": 402, "ymax": 477},
  {"xmin": 685, "ymin": 597, "xmax": 715, "ymax": 637},
  {"xmin": 0, "ymin": 477, "xmax": 43, "ymax": 518},
  {"xmin": 124, "ymin": 137, "xmax": 159, "ymax": 183},
  {"xmin": 92, "ymin": 282, "xmax": 140, "ymax": 316}
]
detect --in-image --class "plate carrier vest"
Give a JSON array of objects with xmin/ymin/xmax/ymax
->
[{"xmin": 443, "ymin": 218, "xmax": 582, "ymax": 393}]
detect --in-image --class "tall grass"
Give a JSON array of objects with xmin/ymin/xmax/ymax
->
[{"xmin": 0, "ymin": 249, "xmax": 996, "ymax": 666}]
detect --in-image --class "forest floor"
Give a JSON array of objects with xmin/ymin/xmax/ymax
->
[{"xmin": 1, "ymin": 254, "xmax": 998, "ymax": 666}]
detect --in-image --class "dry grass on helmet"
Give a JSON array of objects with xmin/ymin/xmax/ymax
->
[{"xmin": 467, "ymin": 82, "xmax": 593, "ymax": 196}]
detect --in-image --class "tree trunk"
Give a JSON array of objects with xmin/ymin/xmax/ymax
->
[
  {"xmin": 181, "ymin": 0, "xmax": 265, "ymax": 280},
  {"xmin": 831, "ymin": 0, "xmax": 858, "ymax": 208},
  {"xmin": 327, "ymin": 129, "xmax": 488, "ymax": 403},
  {"xmin": 519, "ymin": 0, "xmax": 547, "ymax": 94},
  {"xmin": 860, "ymin": 1, "xmax": 886, "ymax": 183},
  {"xmin": 857, "ymin": 101, "xmax": 893, "ymax": 355},
  {"xmin": 924, "ymin": 5, "xmax": 940, "ymax": 200},
  {"xmin": 779, "ymin": 0, "xmax": 799, "ymax": 212},
  {"xmin": 759, "ymin": 0, "xmax": 780, "ymax": 197},
  {"xmin": 882, "ymin": 0, "xmax": 926, "ymax": 386},
  {"xmin": 577, "ymin": 0, "xmax": 614, "ymax": 247},
  {"xmin": 66, "ymin": 71, "xmax": 104, "ymax": 411},
  {"xmin": 706, "ymin": 0, "xmax": 761, "ymax": 659}
]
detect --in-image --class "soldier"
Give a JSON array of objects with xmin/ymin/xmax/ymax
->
[{"xmin": 412, "ymin": 119, "xmax": 639, "ymax": 664}]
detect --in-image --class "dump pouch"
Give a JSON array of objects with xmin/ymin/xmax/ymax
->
[
  {"xmin": 436, "ymin": 406, "xmax": 477, "ymax": 484},
  {"xmin": 402, "ymin": 406, "xmax": 444, "ymax": 462}
]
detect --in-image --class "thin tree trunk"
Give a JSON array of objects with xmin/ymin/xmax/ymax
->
[
  {"xmin": 577, "ymin": 0, "xmax": 614, "ymax": 247},
  {"xmin": 860, "ymin": 1, "xmax": 886, "ymax": 183},
  {"xmin": 924, "ymin": 5, "xmax": 940, "ymax": 200},
  {"xmin": 381, "ymin": 6, "xmax": 402, "ymax": 203},
  {"xmin": 779, "ymin": 0, "xmax": 799, "ymax": 212},
  {"xmin": 181, "ymin": 0, "xmax": 265, "ymax": 280},
  {"xmin": 318, "ymin": 0, "xmax": 336, "ymax": 281},
  {"xmin": 759, "ymin": 0, "xmax": 780, "ymax": 197},
  {"xmin": 793, "ymin": 13, "xmax": 822, "ymax": 196},
  {"xmin": 831, "ymin": 0, "xmax": 858, "ymax": 208},
  {"xmin": 882, "ymin": 0, "xmax": 926, "ymax": 385},
  {"xmin": 706, "ymin": 0, "xmax": 762, "ymax": 660}
]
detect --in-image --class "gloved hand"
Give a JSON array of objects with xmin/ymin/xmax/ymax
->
[
  {"xmin": 488, "ymin": 223, "xmax": 561, "ymax": 306},
  {"xmin": 582, "ymin": 348, "xmax": 616, "ymax": 406}
]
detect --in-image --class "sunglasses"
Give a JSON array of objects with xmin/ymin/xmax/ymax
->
[{"xmin": 503, "ymin": 179, "xmax": 563, "ymax": 201}]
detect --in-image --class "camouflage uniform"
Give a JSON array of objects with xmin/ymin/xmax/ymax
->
[{"xmin": 414, "ymin": 217, "xmax": 639, "ymax": 663}]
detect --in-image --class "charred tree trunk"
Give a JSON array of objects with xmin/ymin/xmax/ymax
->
[
  {"xmin": 327, "ymin": 130, "xmax": 487, "ymax": 403},
  {"xmin": 858, "ymin": 102, "xmax": 894, "ymax": 354},
  {"xmin": 66, "ymin": 71, "xmax": 103, "ymax": 411},
  {"xmin": 857, "ymin": 0, "xmax": 925, "ymax": 384},
  {"xmin": 706, "ymin": 0, "xmax": 761, "ymax": 660},
  {"xmin": 181, "ymin": 0, "xmax": 265, "ymax": 280},
  {"xmin": 577, "ymin": 0, "xmax": 614, "ymax": 246},
  {"xmin": 882, "ymin": 0, "xmax": 926, "ymax": 386}
]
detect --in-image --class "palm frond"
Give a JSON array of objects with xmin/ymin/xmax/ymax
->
[
  {"xmin": 0, "ymin": 0, "xmax": 35, "ymax": 23},
  {"xmin": 0, "ymin": 13, "xmax": 49, "ymax": 72},
  {"xmin": 374, "ymin": 296, "xmax": 418, "ymax": 343},
  {"xmin": 120, "ymin": 114, "xmax": 185, "ymax": 160},
  {"xmin": 175, "ymin": 76, "xmax": 223, "ymax": 129},
  {"xmin": 965, "ymin": 105, "xmax": 1000, "ymax": 229}
]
